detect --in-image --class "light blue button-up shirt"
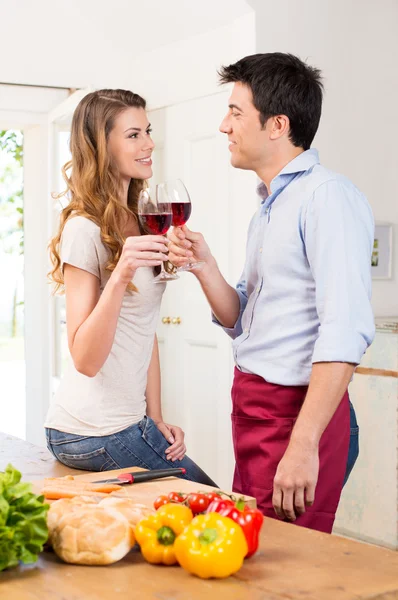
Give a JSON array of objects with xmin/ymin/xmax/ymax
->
[{"xmin": 214, "ymin": 149, "xmax": 375, "ymax": 386}]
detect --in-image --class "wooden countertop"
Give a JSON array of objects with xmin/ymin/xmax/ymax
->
[{"xmin": 1, "ymin": 432, "xmax": 398, "ymax": 600}]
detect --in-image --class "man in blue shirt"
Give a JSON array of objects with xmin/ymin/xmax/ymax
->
[{"xmin": 168, "ymin": 53, "xmax": 375, "ymax": 533}]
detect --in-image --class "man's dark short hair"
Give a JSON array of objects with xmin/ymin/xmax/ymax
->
[{"xmin": 219, "ymin": 53, "xmax": 323, "ymax": 150}]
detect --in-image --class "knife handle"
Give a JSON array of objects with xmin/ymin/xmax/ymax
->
[{"xmin": 117, "ymin": 468, "xmax": 186, "ymax": 484}]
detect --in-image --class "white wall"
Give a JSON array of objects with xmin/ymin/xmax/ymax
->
[
  {"xmin": 0, "ymin": 85, "xmax": 68, "ymax": 128},
  {"xmin": 1, "ymin": 0, "xmax": 252, "ymax": 90},
  {"xmin": 249, "ymin": 0, "xmax": 398, "ymax": 317},
  {"xmin": 130, "ymin": 12, "xmax": 256, "ymax": 110}
]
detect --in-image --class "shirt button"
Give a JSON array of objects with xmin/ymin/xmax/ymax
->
[
  {"xmin": 244, "ymin": 328, "xmax": 248, "ymax": 333},
  {"xmin": 256, "ymin": 287, "xmax": 260, "ymax": 293},
  {"xmin": 259, "ymin": 247, "xmax": 263, "ymax": 253}
]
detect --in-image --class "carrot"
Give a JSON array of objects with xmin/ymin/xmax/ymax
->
[
  {"xmin": 42, "ymin": 488, "xmax": 109, "ymax": 500},
  {"xmin": 43, "ymin": 478, "xmax": 122, "ymax": 494},
  {"xmin": 41, "ymin": 477, "xmax": 123, "ymax": 501}
]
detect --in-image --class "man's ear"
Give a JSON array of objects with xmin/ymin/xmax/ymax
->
[{"xmin": 269, "ymin": 115, "xmax": 290, "ymax": 140}]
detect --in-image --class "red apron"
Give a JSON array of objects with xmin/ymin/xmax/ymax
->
[{"xmin": 231, "ymin": 367, "xmax": 350, "ymax": 534}]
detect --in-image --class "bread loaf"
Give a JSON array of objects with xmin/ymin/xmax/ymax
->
[
  {"xmin": 47, "ymin": 496, "xmax": 98, "ymax": 541},
  {"xmin": 99, "ymin": 497, "xmax": 155, "ymax": 531},
  {"xmin": 51, "ymin": 504, "xmax": 135, "ymax": 565}
]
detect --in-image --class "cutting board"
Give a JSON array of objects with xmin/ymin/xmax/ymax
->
[{"xmin": 32, "ymin": 466, "xmax": 257, "ymax": 508}]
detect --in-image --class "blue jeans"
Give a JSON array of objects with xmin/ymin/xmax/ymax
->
[
  {"xmin": 45, "ymin": 416, "xmax": 217, "ymax": 487},
  {"xmin": 344, "ymin": 401, "xmax": 359, "ymax": 486}
]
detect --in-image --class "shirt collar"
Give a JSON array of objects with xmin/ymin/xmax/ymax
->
[{"xmin": 257, "ymin": 148, "xmax": 320, "ymax": 202}]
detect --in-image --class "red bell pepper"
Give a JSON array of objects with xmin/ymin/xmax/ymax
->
[{"xmin": 206, "ymin": 498, "xmax": 263, "ymax": 558}]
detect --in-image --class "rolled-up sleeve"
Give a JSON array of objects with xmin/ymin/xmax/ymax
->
[
  {"xmin": 304, "ymin": 179, "xmax": 375, "ymax": 364},
  {"xmin": 211, "ymin": 277, "xmax": 248, "ymax": 339}
]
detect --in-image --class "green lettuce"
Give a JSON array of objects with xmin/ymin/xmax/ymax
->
[{"xmin": 0, "ymin": 464, "xmax": 49, "ymax": 571}]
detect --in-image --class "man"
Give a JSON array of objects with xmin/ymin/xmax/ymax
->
[{"xmin": 168, "ymin": 53, "xmax": 374, "ymax": 533}]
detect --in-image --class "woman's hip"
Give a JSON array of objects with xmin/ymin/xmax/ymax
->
[{"xmin": 45, "ymin": 419, "xmax": 217, "ymax": 487}]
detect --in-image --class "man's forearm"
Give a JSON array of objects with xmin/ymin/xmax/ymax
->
[
  {"xmin": 290, "ymin": 362, "xmax": 356, "ymax": 449},
  {"xmin": 196, "ymin": 257, "xmax": 241, "ymax": 329}
]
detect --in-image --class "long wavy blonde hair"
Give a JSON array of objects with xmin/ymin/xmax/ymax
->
[{"xmin": 48, "ymin": 89, "xmax": 149, "ymax": 293}]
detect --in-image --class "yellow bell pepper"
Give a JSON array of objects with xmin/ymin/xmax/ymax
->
[
  {"xmin": 135, "ymin": 503, "xmax": 193, "ymax": 565},
  {"xmin": 174, "ymin": 513, "xmax": 248, "ymax": 579}
]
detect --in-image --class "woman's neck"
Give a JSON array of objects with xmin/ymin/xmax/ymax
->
[{"xmin": 121, "ymin": 178, "xmax": 130, "ymax": 207}]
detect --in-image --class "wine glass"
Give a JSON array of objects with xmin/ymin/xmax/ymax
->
[
  {"xmin": 138, "ymin": 187, "xmax": 179, "ymax": 283},
  {"xmin": 159, "ymin": 179, "xmax": 204, "ymax": 272}
]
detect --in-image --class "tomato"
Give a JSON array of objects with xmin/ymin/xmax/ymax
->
[
  {"xmin": 187, "ymin": 493, "xmax": 211, "ymax": 514},
  {"xmin": 167, "ymin": 491, "xmax": 186, "ymax": 503},
  {"xmin": 154, "ymin": 495, "xmax": 169, "ymax": 510},
  {"xmin": 206, "ymin": 492, "xmax": 223, "ymax": 503}
]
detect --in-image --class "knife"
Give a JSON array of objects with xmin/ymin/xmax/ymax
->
[{"xmin": 94, "ymin": 467, "xmax": 186, "ymax": 485}]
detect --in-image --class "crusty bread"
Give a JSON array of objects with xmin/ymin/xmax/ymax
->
[
  {"xmin": 99, "ymin": 497, "xmax": 155, "ymax": 531},
  {"xmin": 51, "ymin": 504, "xmax": 135, "ymax": 565},
  {"xmin": 47, "ymin": 496, "xmax": 99, "ymax": 541}
]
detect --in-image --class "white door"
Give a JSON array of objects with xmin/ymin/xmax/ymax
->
[
  {"xmin": 150, "ymin": 92, "xmax": 257, "ymax": 489},
  {"xmin": 22, "ymin": 88, "xmax": 91, "ymax": 445}
]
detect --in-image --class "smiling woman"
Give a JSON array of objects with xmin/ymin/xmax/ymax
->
[
  {"xmin": 107, "ymin": 111, "xmax": 154, "ymax": 187},
  {"xmin": 44, "ymin": 89, "xmax": 216, "ymax": 488},
  {"xmin": 48, "ymin": 90, "xmax": 152, "ymax": 294}
]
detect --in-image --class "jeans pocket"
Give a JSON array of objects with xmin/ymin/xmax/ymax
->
[
  {"xmin": 57, "ymin": 447, "xmax": 120, "ymax": 472},
  {"xmin": 47, "ymin": 432, "xmax": 91, "ymax": 446},
  {"xmin": 139, "ymin": 417, "xmax": 170, "ymax": 464}
]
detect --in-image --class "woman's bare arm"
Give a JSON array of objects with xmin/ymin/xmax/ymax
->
[{"xmin": 64, "ymin": 264, "xmax": 126, "ymax": 377}]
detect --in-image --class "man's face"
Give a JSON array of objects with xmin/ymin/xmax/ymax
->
[{"xmin": 219, "ymin": 82, "xmax": 270, "ymax": 171}]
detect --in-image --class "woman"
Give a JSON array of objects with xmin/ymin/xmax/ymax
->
[{"xmin": 45, "ymin": 89, "xmax": 216, "ymax": 486}]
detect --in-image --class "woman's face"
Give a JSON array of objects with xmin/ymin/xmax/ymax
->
[{"xmin": 108, "ymin": 107, "xmax": 155, "ymax": 182}]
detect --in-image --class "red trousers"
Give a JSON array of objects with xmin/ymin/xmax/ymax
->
[{"xmin": 231, "ymin": 368, "xmax": 350, "ymax": 534}]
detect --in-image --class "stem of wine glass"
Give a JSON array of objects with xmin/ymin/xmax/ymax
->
[{"xmin": 160, "ymin": 235, "xmax": 167, "ymax": 275}]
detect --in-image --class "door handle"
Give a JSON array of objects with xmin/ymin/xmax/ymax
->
[
  {"xmin": 171, "ymin": 317, "xmax": 181, "ymax": 325},
  {"xmin": 162, "ymin": 317, "xmax": 171, "ymax": 324}
]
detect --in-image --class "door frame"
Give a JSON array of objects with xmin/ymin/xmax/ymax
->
[
  {"xmin": 0, "ymin": 89, "xmax": 90, "ymax": 446},
  {"xmin": 0, "ymin": 112, "xmax": 55, "ymax": 446}
]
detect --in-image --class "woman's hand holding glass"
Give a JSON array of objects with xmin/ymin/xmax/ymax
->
[{"xmin": 113, "ymin": 235, "xmax": 169, "ymax": 286}]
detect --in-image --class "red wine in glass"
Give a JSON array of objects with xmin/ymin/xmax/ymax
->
[
  {"xmin": 141, "ymin": 212, "xmax": 173, "ymax": 235},
  {"xmin": 172, "ymin": 202, "xmax": 192, "ymax": 227},
  {"xmin": 160, "ymin": 179, "xmax": 204, "ymax": 272},
  {"xmin": 162, "ymin": 179, "xmax": 204, "ymax": 271},
  {"xmin": 137, "ymin": 189, "xmax": 178, "ymax": 283}
]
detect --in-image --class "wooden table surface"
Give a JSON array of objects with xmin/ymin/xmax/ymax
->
[{"xmin": 1, "ymin": 432, "xmax": 398, "ymax": 600}]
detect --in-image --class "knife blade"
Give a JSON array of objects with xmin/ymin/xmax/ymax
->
[{"xmin": 94, "ymin": 467, "xmax": 186, "ymax": 485}]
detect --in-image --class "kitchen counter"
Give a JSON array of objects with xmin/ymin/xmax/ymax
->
[{"xmin": 1, "ymin": 432, "xmax": 398, "ymax": 600}]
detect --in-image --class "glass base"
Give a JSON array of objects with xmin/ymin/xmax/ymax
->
[
  {"xmin": 177, "ymin": 261, "xmax": 205, "ymax": 273},
  {"xmin": 153, "ymin": 271, "xmax": 179, "ymax": 283}
]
